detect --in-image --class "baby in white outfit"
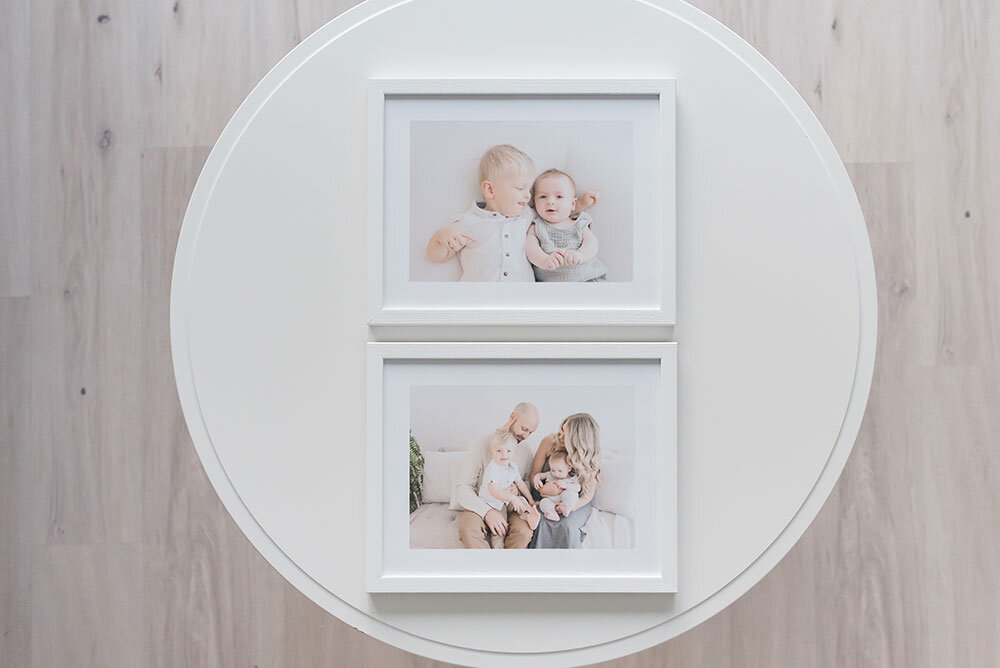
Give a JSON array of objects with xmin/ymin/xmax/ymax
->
[
  {"xmin": 536, "ymin": 450, "xmax": 581, "ymax": 521},
  {"xmin": 479, "ymin": 430, "xmax": 540, "ymax": 548}
]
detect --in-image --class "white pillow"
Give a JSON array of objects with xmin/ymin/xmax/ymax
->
[
  {"xmin": 420, "ymin": 451, "xmax": 465, "ymax": 503},
  {"xmin": 592, "ymin": 455, "xmax": 636, "ymax": 519},
  {"xmin": 431, "ymin": 443, "xmax": 472, "ymax": 452}
]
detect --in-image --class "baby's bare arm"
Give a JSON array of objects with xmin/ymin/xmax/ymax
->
[
  {"xmin": 539, "ymin": 483, "xmax": 563, "ymax": 497},
  {"xmin": 507, "ymin": 479, "xmax": 532, "ymax": 512},
  {"xmin": 426, "ymin": 226, "xmax": 456, "ymax": 263},
  {"xmin": 488, "ymin": 482, "xmax": 519, "ymax": 504},
  {"xmin": 426, "ymin": 226, "xmax": 475, "ymax": 264},
  {"xmin": 534, "ymin": 471, "xmax": 562, "ymax": 496},
  {"xmin": 577, "ymin": 227, "xmax": 600, "ymax": 262},
  {"xmin": 513, "ymin": 479, "xmax": 534, "ymax": 504},
  {"xmin": 525, "ymin": 225, "xmax": 564, "ymax": 270},
  {"xmin": 572, "ymin": 190, "xmax": 599, "ymax": 218}
]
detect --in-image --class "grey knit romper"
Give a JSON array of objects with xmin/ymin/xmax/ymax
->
[{"xmin": 531, "ymin": 212, "xmax": 608, "ymax": 282}]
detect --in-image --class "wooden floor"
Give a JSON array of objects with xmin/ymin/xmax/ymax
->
[{"xmin": 3, "ymin": 1, "xmax": 998, "ymax": 666}]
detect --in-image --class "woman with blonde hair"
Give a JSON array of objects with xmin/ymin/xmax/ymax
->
[{"xmin": 527, "ymin": 413, "xmax": 602, "ymax": 548}]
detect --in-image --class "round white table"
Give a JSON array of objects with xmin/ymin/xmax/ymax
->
[{"xmin": 170, "ymin": 1, "xmax": 877, "ymax": 665}]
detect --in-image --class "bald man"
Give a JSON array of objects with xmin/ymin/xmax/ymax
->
[{"xmin": 451, "ymin": 403, "xmax": 540, "ymax": 549}]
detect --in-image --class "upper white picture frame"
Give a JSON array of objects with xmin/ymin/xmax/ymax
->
[{"xmin": 367, "ymin": 78, "xmax": 677, "ymax": 326}]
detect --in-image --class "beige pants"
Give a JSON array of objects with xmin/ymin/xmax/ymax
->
[{"xmin": 458, "ymin": 507, "xmax": 533, "ymax": 549}]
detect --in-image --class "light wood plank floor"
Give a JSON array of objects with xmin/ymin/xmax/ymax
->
[{"xmin": 2, "ymin": 1, "xmax": 998, "ymax": 666}]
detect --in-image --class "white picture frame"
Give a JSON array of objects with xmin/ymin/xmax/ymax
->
[
  {"xmin": 367, "ymin": 342, "xmax": 678, "ymax": 593},
  {"xmin": 367, "ymin": 79, "xmax": 677, "ymax": 326}
]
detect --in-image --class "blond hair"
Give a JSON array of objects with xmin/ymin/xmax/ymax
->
[
  {"xmin": 479, "ymin": 144, "xmax": 535, "ymax": 184},
  {"xmin": 555, "ymin": 413, "xmax": 601, "ymax": 496},
  {"xmin": 490, "ymin": 428, "xmax": 518, "ymax": 453},
  {"xmin": 548, "ymin": 449, "xmax": 569, "ymax": 465},
  {"xmin": 533, "ymin": 168, "xmax": 577, "ymax": 195}
]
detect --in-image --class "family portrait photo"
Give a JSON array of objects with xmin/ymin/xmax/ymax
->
[{"xmin": 409, "ymin": 388, "xmax": 637, "ymax": 550}]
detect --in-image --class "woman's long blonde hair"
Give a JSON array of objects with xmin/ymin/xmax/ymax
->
[{"xmin": 554, "ymin": 413, "xmax": 602, "ymax": 496}]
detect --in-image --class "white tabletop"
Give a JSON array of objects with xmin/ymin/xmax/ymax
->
[{"xmin": 170, "ymin": 0, "xmax": 876, "ymax": 665}]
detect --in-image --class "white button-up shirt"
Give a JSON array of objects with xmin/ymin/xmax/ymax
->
[{"xmin": 451, "ymin": 202, "xmax": 536, "ymax": 282}]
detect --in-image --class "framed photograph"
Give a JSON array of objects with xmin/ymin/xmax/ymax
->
[
  {"xmin": 367, "ymin": 79, "xmax": 676, "ymax": 326},
  {"xmin": 367, "ymin": 342, "xmax": 678, "ymax": 593}
]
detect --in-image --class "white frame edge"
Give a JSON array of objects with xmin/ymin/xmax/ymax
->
[
  {"xmin": 366, "ymin": 78, "xmax": 677, "ymax": 327},
  {"xmin": 366, "ymin": 341, "xmax": 678, "ymax": 593}
]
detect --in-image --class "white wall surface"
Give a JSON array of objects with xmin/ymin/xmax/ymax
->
[{"xmin": 410, "ymin": 384, "xmax": 636, "ymax": 457}]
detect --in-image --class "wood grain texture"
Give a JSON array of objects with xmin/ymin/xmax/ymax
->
[
  {"xmin": 0, "ymin": 0, "xmax": 30, "ymax": 297},
  {"xmin": 0, "ymin": 298, "xmax": 32, "ymax": 667},
  {"xmin": 30, "ymin": 544, "xmax": 145, "ymax": 667},
  {"xmin": 2, "ymin": 0, "xmax": 998, "ymax": 666}
]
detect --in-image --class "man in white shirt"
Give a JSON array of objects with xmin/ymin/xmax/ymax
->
[{"xmin": 452, "ymin": 402, "xmax": 539, "ymax": 548}]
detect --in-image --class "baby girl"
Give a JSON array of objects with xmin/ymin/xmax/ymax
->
[
  {"xmin": 526, "ymin": 168, "xmax": 609, "ymax": 282},
  {"xmin": 479, "ymin": 430, "xmax": 540, "ymax": 548},
  {"xmin": 535, "ymin": 449, "xmax": 581, "ymax": 521}
]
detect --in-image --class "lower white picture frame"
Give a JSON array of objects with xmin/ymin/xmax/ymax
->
[{"xmin": 367, "ymin": 342, "xmax": 678, "ymax": 593}]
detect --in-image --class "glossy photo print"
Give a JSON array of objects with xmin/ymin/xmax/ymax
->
[
  {"xmin": 411, "ymin": 127, "xmax": 633, "ymax": 284},
  {"xmin": 408, "ymin": 385, "xmax": 638, "ymax": 550}
]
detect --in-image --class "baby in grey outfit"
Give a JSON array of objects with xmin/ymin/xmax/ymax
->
[
  {"xmin": 536, "ymin": 450, "xmax": 582, "ymax": 521},
  {"xmin": 526, "ymin": 168, "xmax": 608, "ymax": 282}
]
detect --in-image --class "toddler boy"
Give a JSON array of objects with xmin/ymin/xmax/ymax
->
[{"xmin": 425, "ymin": 144, "xmax": 537, "ymax": 282}]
